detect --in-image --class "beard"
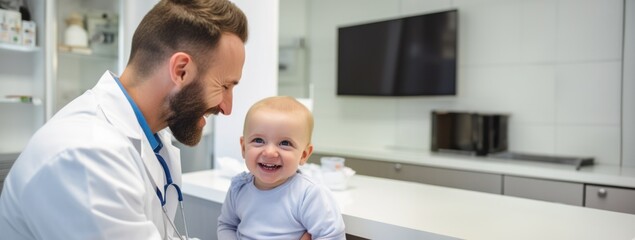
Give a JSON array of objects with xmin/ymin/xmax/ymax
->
[{"xmin": 167, "ymin": 79, "xmax": 217, "ymax": 146}]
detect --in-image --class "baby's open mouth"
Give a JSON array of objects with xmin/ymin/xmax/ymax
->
[{"xmin": 258, "ymin": 163, "xmax": 282, "ymax": 170}]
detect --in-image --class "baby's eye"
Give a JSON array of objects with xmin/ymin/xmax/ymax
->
[
  {"xmin": 252, "ymin": 138, "xmax": 264, "ymax": 144},
  {"xmin": 280, "ymin": 140, "xmax": 293, "ymax": 147}
]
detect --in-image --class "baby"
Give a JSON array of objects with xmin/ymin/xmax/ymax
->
[{"xmin": 217, "ymin": 96, "xmax": 345, "ymax": 240}]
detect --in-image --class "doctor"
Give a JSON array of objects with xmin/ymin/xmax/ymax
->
[{"xmin": 0, "ymin": 0, "xmax": 247, "ymax": 239}]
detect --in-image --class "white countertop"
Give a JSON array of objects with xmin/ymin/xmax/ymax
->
[
  {"xmin": 315, "ymin": 146, "xmax": 635, "ymax": 188},
  {"xmin": 182, "ymin": 170, "xmax": 635, "ymax": 240}
]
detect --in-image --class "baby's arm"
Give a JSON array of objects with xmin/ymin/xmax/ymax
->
[
  {"xmin": 299, "ymin": 185, "xmax": 346, "ymax": 240},
  {"xmin": 217, "ymin": 188, "xmax": 240, "ymax": 240}
]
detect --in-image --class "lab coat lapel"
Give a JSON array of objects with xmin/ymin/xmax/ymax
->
[{"xmin": 93, "ymin": 71, "xmax": 167, "ymax": 198}]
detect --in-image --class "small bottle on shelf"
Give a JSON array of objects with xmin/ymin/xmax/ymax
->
[{"xmin": 64, "ymin": 13, "xmax": 88, "ymax": 48}]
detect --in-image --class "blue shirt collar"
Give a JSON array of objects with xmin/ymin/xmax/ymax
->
[{"xmin": 112, "ymin": 73, "xmax": 163, "ymax": 153}]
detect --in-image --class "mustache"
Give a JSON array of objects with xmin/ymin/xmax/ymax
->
[{"xmin": 205, "ymin": 106, "xmax": 221, "ymax": 116}]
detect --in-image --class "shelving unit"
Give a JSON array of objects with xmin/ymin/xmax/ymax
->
[
  {"xmin": 52, "ymin": 0, "xmax": 121, "ymax": 113},
  {"xmin": 0, "ymin": 0, "xmax": 46, "ymax": 154},
  {"xmin": 0, "ymin": 42, "xmax": 40, "ymax": 52}
]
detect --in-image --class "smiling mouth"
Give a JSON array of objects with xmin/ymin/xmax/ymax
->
[{"xmin": 259, "ymin": 163, "xmax": 282, "ymax": 170}]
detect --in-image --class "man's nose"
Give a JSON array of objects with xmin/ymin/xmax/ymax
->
[{"xmin": 219, "ymin": 91, "xmax": 233, "ymax": 115}]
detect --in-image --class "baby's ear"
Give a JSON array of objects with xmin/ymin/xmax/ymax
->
[
  {"xmin": 300, "ymin": 144, "xmax": 314, "ymax": 165},
  {"xmin": 240, "ymin": 136, "xmax": 246, "ymax": 158}
]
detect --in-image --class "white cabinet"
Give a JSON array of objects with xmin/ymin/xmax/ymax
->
[
  {"xmin": 0, "ymin": 1, "xmax": 122, "ymax": 153},
  {"xmin": 585, "ymin": 185, "xmax": 635, "ymax": 214},
  {"xmin": 310, "ymin": 153, "xmax": 635, "ymax": 214}
]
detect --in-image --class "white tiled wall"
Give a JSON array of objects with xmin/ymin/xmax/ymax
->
[{"xmin": 307, "ymin": 0, "xmax": 628, "ymax": 165}]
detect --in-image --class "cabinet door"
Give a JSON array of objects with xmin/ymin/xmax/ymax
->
[
  {"xmin": 503, "ymin": 175, "xmax": 584, "ymax": 206},
  {"xmin": 179, "ymin": 194, "xmax": 223, "ymax": 240},
  {"xmin": 585, "ymin": 185, "xmax": 635, "ymax": 214},
  {"xmin": 310, "ymin": 153, "xmax": 502, "ymax": 194},
  {"xmin": 400, "ymin": 165, "xmax": 502, "ymax": 194}
]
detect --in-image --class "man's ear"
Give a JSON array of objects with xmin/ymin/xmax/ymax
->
[
  {"xmin": 169, "ymin": 52, "xmax": 196, "ymax": 88},
  {"xmin": 299, "ymin": 143, "xmax": 314, "ymax": 165}
]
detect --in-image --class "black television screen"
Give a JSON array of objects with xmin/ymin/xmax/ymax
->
[{"xmin": 337, "ymin": 10, "xmax": 458, "ymax": 96}]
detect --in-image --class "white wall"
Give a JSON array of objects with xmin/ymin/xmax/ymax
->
[
  {"xmin": 213, "ymin": 0, "xmax": 279, "ymax": 165},
  {"xmin": 120, "ymin": 0, "xmax": 158, "ymax": 72},
  {"xmin": 308, "ymin": 0, "xmax": 627, "ymax": 165},
  {"xmin": 624, "ymin": 0, "xmax": 635, "ymax": 167},
  {"xmin": 278, "ymin": 0, "xmax": 309, "ymax": 98},
  {"xmin": 118, "ymin": 0, "xmax": 279, "ymax": 166}
]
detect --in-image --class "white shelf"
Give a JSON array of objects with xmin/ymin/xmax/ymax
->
[
  {"xmin": 0, "ymin": 97, "xmax": 42, "ymax": 106},
  {"xmin": 58, "ymin": 45, "xmax": 117, "ymax": 60},
  {"xmin": 0, "ymin": 42, "xmax": 39, "ymax": 52}
]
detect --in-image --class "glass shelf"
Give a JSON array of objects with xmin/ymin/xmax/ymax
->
[
  {"xmin": 58, "ymin": 48, "xmax": 117, "ymax": 60},
  {"xmin": 0, "ymin": 96, "xmax": 43, "ymax": 105},
  {"xmin": 0, "ymin": 42, "xmax": 39, "ymax": 52}
]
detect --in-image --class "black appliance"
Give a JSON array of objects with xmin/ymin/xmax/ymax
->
[
  {"xmin": 431, "ymin": 111, "xmax": 508, "ymax": 156},
  {"xmin": 337, "ymin": 9, "xmax": 458, "ymax": 96}
]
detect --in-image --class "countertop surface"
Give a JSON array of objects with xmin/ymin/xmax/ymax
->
[
  {"xmin": 314, "ymin": 146, "xmax": 635, "ymax": 188},
  {"xmin": 182, "ymin": 170, "xmax": 635, "ymax": 240}
]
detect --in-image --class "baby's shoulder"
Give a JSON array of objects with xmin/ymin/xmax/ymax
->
[
  {"xmin": 229, "ymin": 171, "xmax": 253, "ymax": 192},
  {"xmin": 294, "ymin": 172, "xmax": 329, "ymax": 193}
]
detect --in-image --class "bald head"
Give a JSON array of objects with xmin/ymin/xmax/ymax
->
[{"xmin": 244, "ymin": 96, "xmax": 314, "ymax": 142}]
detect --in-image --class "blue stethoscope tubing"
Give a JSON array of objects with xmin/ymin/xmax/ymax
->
[{"xmin": 154, "ymin": 142, "xmax": 190, "ymax": 240}]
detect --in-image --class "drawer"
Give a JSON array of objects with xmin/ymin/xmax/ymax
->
[
  {"xmin": 310, "ymin": 153, "xmax": 502, "ymax": 194},
  {"xmin": 585, "ymin": 185, "xmax": 635, "ymax": 214},
  {"xmin": 400, "ymin": 164, "xmax": 502, "ymax": 194},
  {"xmin": 503, "ymin": 175, "xmax": 584, "ymax": 206}
]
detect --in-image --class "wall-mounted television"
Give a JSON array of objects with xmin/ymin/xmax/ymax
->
[{"xmin": 337, "ymin": 10, "xmax": 458, "ymax": 96}]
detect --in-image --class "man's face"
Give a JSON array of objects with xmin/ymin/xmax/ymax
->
[{"xmin": 167, "ymin": 33, "xmax": 245, "ymax": 146}]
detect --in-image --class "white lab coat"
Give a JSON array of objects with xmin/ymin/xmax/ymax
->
[{"xmin": 0, "ymin": 71, "xmax": 182, "ymax": 239}]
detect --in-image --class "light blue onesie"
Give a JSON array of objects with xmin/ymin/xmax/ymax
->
[{"xmin": 217, "ymin": 171, "xmax": 346, "ymax": 240}]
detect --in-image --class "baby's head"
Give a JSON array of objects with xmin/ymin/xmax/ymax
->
[{"xmin": 240, "ymin": 96, "xmax": 314, "ymax": 190}]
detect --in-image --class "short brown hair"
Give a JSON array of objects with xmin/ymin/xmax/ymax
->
[{"xmin": 128, "ymin": 0, "xmax": 248, "ymax": 77}]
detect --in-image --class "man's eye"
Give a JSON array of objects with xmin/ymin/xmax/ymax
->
[
  {"xmin": 252, "ymin": 138, "xmax": 264, "ymax": 144},
  {"xmin": 280, "ymin": 140, "xmax": 292, "ymax": 147}
]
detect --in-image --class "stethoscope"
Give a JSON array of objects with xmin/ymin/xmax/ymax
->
[
  {"xmin": 152, "ymin": 137, "xmax": 190, "ymax": 240},
  {"xmin": 113, "ymin": 73, "xmax": 190, "ymax": 240}
]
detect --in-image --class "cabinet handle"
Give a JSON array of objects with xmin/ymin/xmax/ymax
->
[
  {"xmin": 394, "ymin": 163, "xmax": 402, "ymax": 171},
  {"xmin": 597, "ymin": 188, "xmax": 607, "ymax": 198}
]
